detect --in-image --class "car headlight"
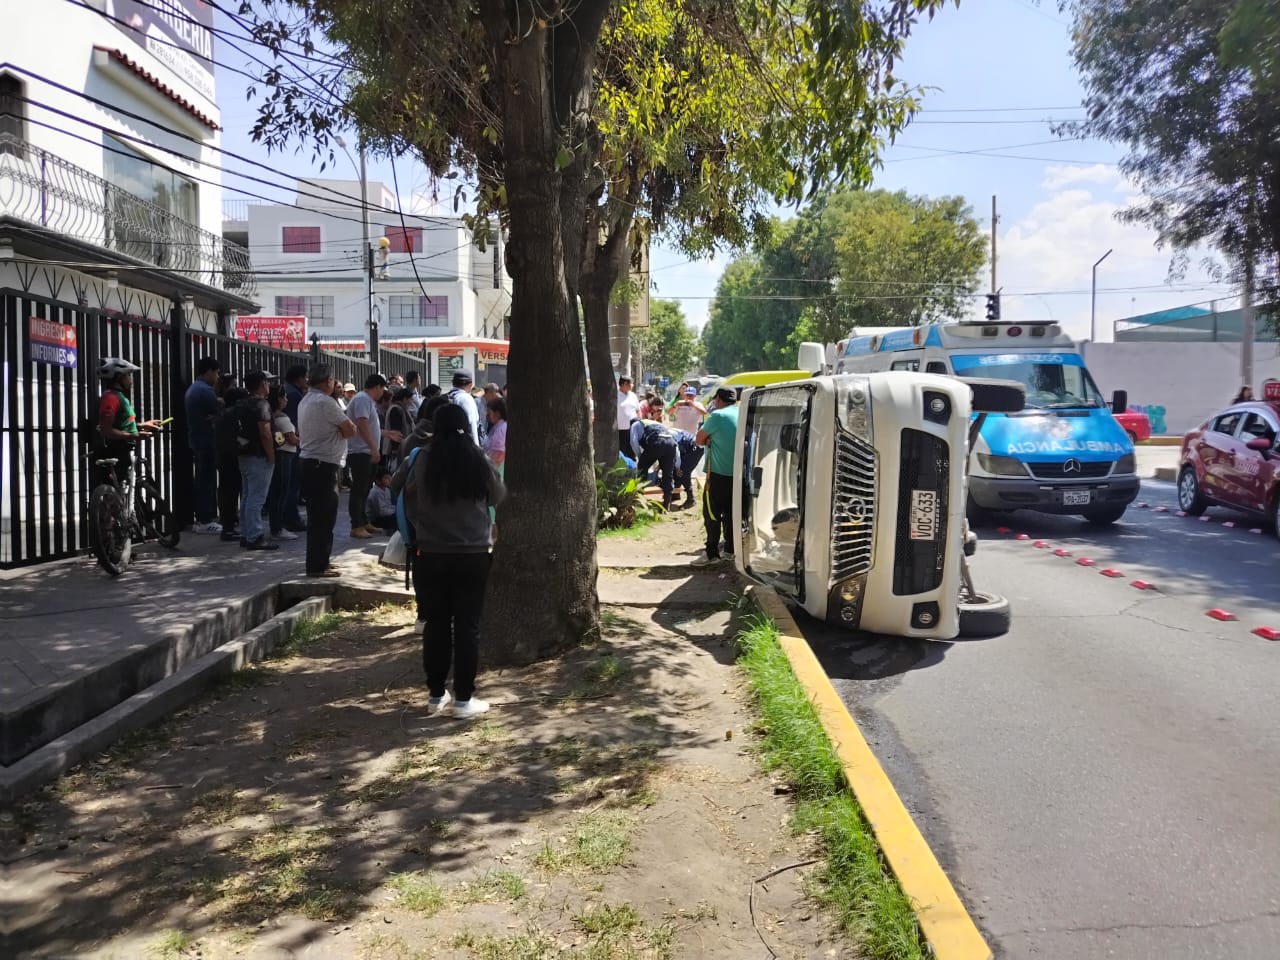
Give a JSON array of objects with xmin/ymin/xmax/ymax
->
[
  {"xmin": 976, "ymin": 453, "xmax": 1027, "ymax": 477},
  {"xmin": 1114, "ymin": 453, "xmax": 1135, "ymax": 475}
]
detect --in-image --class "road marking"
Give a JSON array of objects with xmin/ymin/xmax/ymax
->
[{"xmin": 748, "ymin": 586, "xmax": 993, "ymax": 960}]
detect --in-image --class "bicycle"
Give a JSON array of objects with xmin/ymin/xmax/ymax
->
[{"xmin": 88, "ymin": 439, "xmax": 180, "ymax": 576}]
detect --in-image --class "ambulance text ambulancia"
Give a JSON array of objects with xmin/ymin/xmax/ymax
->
[{"xmin": 834, "ymin": 320, "xmax": 1138, "ymax": 524}]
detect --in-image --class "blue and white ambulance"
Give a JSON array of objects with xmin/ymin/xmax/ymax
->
[{"xmin": 833, "ymin": 321, "xmax": 1138, "ymax": 524}]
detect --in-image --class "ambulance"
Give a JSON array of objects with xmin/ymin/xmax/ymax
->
[{"xmin": 831, "ymin": 321, "xmax": 1138, "ymax": 524}]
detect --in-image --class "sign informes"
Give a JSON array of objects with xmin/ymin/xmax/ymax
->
[
  {"xmin": 1264, "ymin": 379, "xmax": 1280, "ymax": 402},
  {"xmin": 107, "ymin": 0, "xmax": 216, "ymax": 102},
  {"xmin": 235, "ymin": 315, "xmax": 307, "ymax": 351},
  {"xmin": 29, "ymin": 317, "xmax": 78, "ymax": 368}
]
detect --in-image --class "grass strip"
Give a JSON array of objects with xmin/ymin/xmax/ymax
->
[{"xmin": 735, "ymin": 614, "xmax": 927, "ymax": 960}]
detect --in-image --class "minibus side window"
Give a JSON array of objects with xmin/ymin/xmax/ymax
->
[
  {"xmin": 926, "ymin": 361, "xmax": 948, "ymax": 374},
  {"xmin": 890, "ymin": 359, "xmax": 920, "ymax": 371}
]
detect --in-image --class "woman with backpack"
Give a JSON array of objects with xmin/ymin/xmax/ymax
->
[{"xmin": 400, "ymin": 402, "xmax": 505, "ymax": 719}]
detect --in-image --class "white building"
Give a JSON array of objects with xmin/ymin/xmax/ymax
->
[{"xmin": 224, "ymin": 179, "xmax": 512, "ymax": 385}]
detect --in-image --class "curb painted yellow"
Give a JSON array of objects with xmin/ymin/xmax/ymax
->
[
  {"xmin": 748, "ymin": 586, "xmax": 993, "ymax": 960},
  {"xmin": 1144, "ymin": 436, "xmax": 1183, "ymax": 446}
]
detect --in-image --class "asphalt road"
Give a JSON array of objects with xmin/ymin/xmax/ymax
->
[{"xmin": 802, "ymin": 478, "xmax": 1280, "ymax": 959}]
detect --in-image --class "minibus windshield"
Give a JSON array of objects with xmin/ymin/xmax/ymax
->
[{"xmin": 952, "ymin": 354, "xmax": 1105, "ymax": 410}]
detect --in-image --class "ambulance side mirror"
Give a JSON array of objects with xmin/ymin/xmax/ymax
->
[{"xmin": 1111, "ymin": 390, "xmax": 1128, "ymax": 414}]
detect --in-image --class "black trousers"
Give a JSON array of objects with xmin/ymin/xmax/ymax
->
[
  {"xmin": 347, "ymin": 452, "xmax": 373, "ymax": 527},
  {"xmin": 217, "ymin": 452, "xmax": 241, "ymax": 531},
  {"xmin": 299, "ymin": 459, "xmax": 339, "ymax": 575},
  {"xmin": 676, "ymin": 441, "xmax": 703, "ymax": 493},
  {"xmin": 618, "ymin": 429, "xmax": 632, "ymax": 459},
  {"xmin": 704, "ymin": 470, "xmax": 735, "ymax": 559},
  {"xmin": 636, "ymin": 439, "xmax": 677, "ymax": 503},
  {"xmin": 414, "ymin": 551, "xmax": 491, "ymax": 702}
]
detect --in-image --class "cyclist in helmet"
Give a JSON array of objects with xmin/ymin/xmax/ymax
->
[{"xmin": 96, "ymin": 358, "xmax": 164, "ymax": 480}]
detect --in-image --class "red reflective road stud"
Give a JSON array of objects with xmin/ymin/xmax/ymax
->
[
  {"xmin": 1131, "ymin": 580, "xmax": 1156, "ymax": 590},
  {"xmin": 1015, "ymin": 533, "xmax": 1030, "ymax": 541},
  {"xmin": 1199, "ymin": 515, "xmax": 1213, "ymax": 522},
  {"xmin": 1100, "ymin": 568, "xmax": 1124, "ymax": 578},
  {"xmin": 1156, "ymin": 506, "xmax": 1170, "ymax": 513},
  {"xmin": 1252, "ymin": 626, "xmax": 1280, "ymax": 640},
  {"xmin": 1137, "ymin": 501, "xmax": 1150, "ymax": 508},
  {"xmin": 1033, "ymin": 540, "xmax": 1049, "ymax": 548},
  {"xmin": 1222, "ymin": 521, "xmax": 1235, "ymax": 528},
  {"xmin": 996, "ymin": 526, "xmax": 1012, "ymax": 534},
  {"xmin": 1206, "ymin": 609, "xmax": 1237, "ymax": 622},
  {"xmin": 1250, "ymin": 528, "xmax": 1264, "ymax": 535},
  {"xmin": 1054, "ymin": 548, "xmax": 1072, "ymax": 557},
  {"xmin": 1076, "ymin": 557, "xmax": 1096, "ymax": 567}
]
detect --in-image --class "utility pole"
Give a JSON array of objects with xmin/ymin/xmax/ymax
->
[
  {"xmin": 1241, "ymin": 260, "xmax": 1255, "ymax": 391},
  {"xmin": 990, "ymin": 195, "xmax": 998, "ymax": 294},
  {"xmin": 1091, "ymin": 248, "xmax": 1113, "ymax": 343},
  {"xmin": 358, "ymin": 142, "xmax": 378, "ymax": 365}
]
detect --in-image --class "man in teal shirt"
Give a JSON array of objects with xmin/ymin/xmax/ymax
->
[{"xmin": 693, "ymin": 387, "xmax": 739, "ymax": 565}]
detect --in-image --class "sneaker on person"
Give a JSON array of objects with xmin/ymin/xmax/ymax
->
[
  {"xmin": 220, "ymin": 530, "xmax": 240, "ymax": 543},
  {"xmin": 363, "ymin": 524, "xmax": 386, "ymax": 536},
  {"xmin": 427, "ymin": 690, "xmax": 452, "ymax": 714},
  {"xmin": 273, "ymin": 529, "xmax": 299, "ymax": 541},
  {"xmin": 306, "ymin": 568, "xmax": 341, "ymax": 579},
  {"xmin": 241, "ymin": 537, "xmax": 279, "ymax": 551},
  {"xmin": 351, "ymin": 527, "xmax": 373, "ymax": 539},
  {"xmin": 452, "ymin": 698, "xmax": 489, "ymax": 720},
  {"xmin": 190, "ymin": 521, "xmax": 222, "ymax": 535},
  {"xmin": 690, "ymin": 553, "xmax": 722, "ymax": 567}
]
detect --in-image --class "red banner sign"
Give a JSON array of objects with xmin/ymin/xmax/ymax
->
[
  {"xmin": 236, "ymin": 315, "xmax": 307, "ymax": 350},
  {"xmin": 1263, "ymin": 380, "xmax": 1280, "ymax": 401}
]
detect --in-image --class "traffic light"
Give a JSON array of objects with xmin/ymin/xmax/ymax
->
[{"xmin": 985, "ymin": 293, "xmax": 1001, "ymax": 321}]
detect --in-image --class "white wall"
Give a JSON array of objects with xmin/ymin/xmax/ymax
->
[
  {"xmin": 4, "ymin": 0, "xmax": 223, "ymax": 239},
  {"xmin": 1082, "ymin": 341, "xmax": 1280, "ymax": 434}
]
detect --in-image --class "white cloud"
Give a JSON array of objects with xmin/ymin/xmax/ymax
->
[{"xmin": 1040, "ymin": 163, "xmax": 1124, "ymax": 192}]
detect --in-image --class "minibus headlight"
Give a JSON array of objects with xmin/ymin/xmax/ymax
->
[
  {"xmin": 1115, "ymin": 453, "xmax": 1135, "ymax": 475},
  {"xmin": 976, "ymin": 453, "xmax": 1027, "ymax": 477}
]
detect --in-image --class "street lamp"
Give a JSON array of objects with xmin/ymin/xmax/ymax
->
[
  {"xmin": 335, "ymin": 135, "xmax": 375, "ymax": 360},
  {"xmin": 1090, "ymin": 249, "xmax": 1112, "ymax": 343}
]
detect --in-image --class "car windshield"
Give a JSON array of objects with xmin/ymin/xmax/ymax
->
[{"xmin": 953, "ymin": 354, "xmax": 1105, "ymax": 410}]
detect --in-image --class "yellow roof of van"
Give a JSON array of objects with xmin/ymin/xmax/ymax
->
[{"xmin": 718, "ymin": 370, "xmax": 813, "ymax": 388}]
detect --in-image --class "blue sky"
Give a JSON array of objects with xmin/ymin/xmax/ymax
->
[{"xmin": 213, "ymin": 0, "xmax": 1237, "ymax": 342}]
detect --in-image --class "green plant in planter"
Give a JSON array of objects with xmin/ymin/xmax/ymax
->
[{"xmin": 596, "ymin": 457, "xmax": 664, "ymax": 529}]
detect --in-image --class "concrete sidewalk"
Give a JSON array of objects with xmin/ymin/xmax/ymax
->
[{"xmin": 0, "ymin": 519, "xmax": 400, "ymax": 770}]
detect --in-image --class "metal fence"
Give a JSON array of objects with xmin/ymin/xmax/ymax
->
[{"xmin": 0, "ymin": 299, "xmax": 340, "ymax": 568}]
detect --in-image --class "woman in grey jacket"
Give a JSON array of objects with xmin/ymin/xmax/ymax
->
[{"xmin": 402, "ymin": 402, "xmax": 505, "ymax": 718}]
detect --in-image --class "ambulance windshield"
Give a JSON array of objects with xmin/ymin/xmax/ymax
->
[{"xmin": 951, "ymin": 353, "xmax": 1105, "ymax": 411}]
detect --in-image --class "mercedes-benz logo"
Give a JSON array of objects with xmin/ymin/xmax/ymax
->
[{"xmin": 1063, "ymin": 458, "xmax": 1082, "ymax": 474}]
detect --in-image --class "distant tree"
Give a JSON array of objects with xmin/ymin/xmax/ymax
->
[
  {"xmin": 1063, "ymin": 0, "xmax": 1280, "ymax": 313},
  {"xmin": 631, "ymin": 300, "xmax": 699, "ymax": 383}
]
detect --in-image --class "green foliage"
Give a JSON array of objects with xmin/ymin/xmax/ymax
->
[
  {"xmin": 630, "ymin": 300, "xmax": 698, "ymax": 381},
  {"xmin": 1064, "ymin": 0, "xmax": 1280, "ymax": 307},
  {"xmin": 701, "ymin": 189, "xmax": 985, "ymax": 373},
  {"xmin": 596, "ymin": 458, "xmax": 663, "ymax": 530}
]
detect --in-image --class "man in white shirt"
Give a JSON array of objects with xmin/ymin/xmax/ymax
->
[
  {"xmin": 447, "ymin": 368, "xmax": 482, "ymax": 444},
  {"xmin": 297, "ymin": 363, "xmax": 357, "ymax": 577},
  {"xmin": 616, "ymin": 376, "xmax": 641, "ymax": 458},
  {"xmin": 670, "ymin": 386, "xmax": 706, "ymax": 434}
]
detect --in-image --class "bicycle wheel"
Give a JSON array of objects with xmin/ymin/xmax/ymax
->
[
  {"xmin": 136, "ymin": 481, "xmax": 181, "ymax": 548},
  {"xmin": 89, "ymin": 484, "xmax": 132, "ymax": 576}
]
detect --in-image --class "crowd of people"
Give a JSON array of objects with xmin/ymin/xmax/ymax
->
[
  {"xmin": 174, "ymin": 358, "xmax": 507, "ymax": 719},
  {"xmin": 615, "ymin": 375, "xmax": 740, "ymax": 565}
]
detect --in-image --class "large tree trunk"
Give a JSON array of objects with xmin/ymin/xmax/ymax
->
[
  {"xmin": 581, "ymin": 231, "xmax": 630, "ymax": 467},
  {"xmin": 477, "ymin": 0, "xmax": 612, "ymax": 664}
]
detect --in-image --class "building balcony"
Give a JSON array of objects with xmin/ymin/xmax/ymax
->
[{"xmin": 0, "ymin": 133, "xmax": 256, "ymax": 299}]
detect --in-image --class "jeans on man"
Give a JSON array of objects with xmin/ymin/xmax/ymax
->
[
  {"xmin": 414, "ymin": 551, "xmax": 491, "ymax": 701},
  {"xmin": 635, "ymin": 439, "xmax": 677, "ymax": 506},
  {"xmin": 703, "ymin": 470, "xmax": 735, "ymax": 559},
  {"xmin": 267, "ymin": 450, "xmax": 297, "ymax": 534},
  {"xmin": 347, "ymin": 452, "xmax": 373, "ymax": 529},
  {"xmin": 299, "ymin": 459, "xmax": 339, "ymax": 574},
  {"xmin": 676, "ymin": 442, "xmax": 703, "ymax": 493},
  {"xmin": 238, "ymin": 456, "xmax": 275, "ymax": 543},
  {"xmin": 191, "ymin": 442, "xmax": 218, "ymax": 524},
  {"xmin": 217, "ymin": 453, "xmax": 241, "ymax": 532}
]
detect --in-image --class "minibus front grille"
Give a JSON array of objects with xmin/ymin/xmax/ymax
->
[
  {"xmin": 832, "ymin": 430, "xmax": 877, "ymax": 580},
  {"xmin": 893, "ymin": 429, "xmax": 949, "ymax": 596},
  {"xmin": 1027, "ymin": 460, "xmax": 1113, "ymax": 480}
]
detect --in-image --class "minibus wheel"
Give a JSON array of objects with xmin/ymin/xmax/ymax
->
[{"xmin": 957, "ymin": 591, "xmax": 1011, "ymax": 638}]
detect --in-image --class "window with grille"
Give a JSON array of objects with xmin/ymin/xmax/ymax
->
[
  {"xmin": 281, "ymin": 226, "xmax": 321, "ymax": 253},
  {"xmin": 275, "ymin": 295, "xmax": 335, "ymax": 327},
  {"xmin": 385, "ymin": 226, "xmax": 422, "ymax": 254},
  {"xmin": 388, "ymin": 295, "xmax": 449, "ymax": 328},
  {"xmin": 0, "ymin": 74, "xmax": 26, "ymax": 155}
]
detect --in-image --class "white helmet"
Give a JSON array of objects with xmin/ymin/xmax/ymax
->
[{"xmin": 98, "ymin": 357, "xmax": 141, "ymax": 381}]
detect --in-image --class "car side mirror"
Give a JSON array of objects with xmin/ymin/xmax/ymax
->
[
  {"xmin": 1246, "ymin": 436, "xmax": 1272, "ymax": 452},
  {"xmin": 1111, "ymin": 390, "xmax": 1128, "ymax": 414}
]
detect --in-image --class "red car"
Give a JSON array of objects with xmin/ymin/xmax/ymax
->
[
  {"xmin": 1178, "ymin": 400, "xmax": 1280, "ymax": 532},
  {"xmin": 1113, "ymin": 409, "xmax": 1152, "ymax": 443}
]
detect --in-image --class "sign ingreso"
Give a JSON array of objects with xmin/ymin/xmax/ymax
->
[
  {"xmin": 106, "ymin": 0, "xmax": 216, "ymax": 102},
  {"xmin": 29, "ymin": 317, "xmax": 78, "ymax": 368},
  {"xmin": 235, "ymin": 315, "xmax": 308, "ymax": 351}
]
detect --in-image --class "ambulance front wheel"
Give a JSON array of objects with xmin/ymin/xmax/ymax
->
[
  {"xmin": 1083, "ymin": 504, "xmax": 1127, "ymax": 526},
  {"xmin": 957, "ymin": 591, "xmax": 1011, "ymax": 638}
]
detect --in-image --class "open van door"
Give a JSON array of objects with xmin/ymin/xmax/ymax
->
[{"xmin": 734, "ymin": 384, "xmax": 814, "ymax": 603}]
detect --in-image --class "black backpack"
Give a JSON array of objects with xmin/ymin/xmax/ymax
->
[{"xmin": 216, "ymin": 402, "xmax": 254, "ymax": 456}]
